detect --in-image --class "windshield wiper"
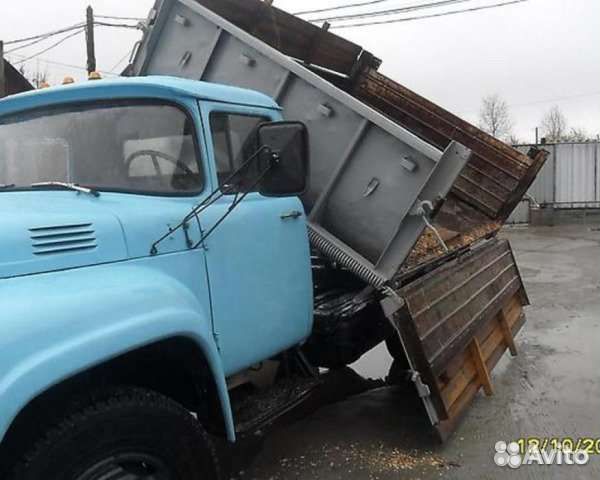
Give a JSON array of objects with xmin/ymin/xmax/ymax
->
[
  {"xmin": 30, "ymin": 182, "xmax": 100, "ymax": 197},
  {"xmin": 0, "ymin": 183, "xmax": 16, "ymax": 189}
]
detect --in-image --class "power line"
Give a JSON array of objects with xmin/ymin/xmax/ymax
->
[
  {"xmin": 8, "ymin": 21, "xmax": 140, "ymax": 67},
  {"xmin": 94, "ymin": 21, "xmax": 142, "ymax": 29},
  {"xmin": 12, "ymin": 29, "xmax": 86, "ymax": 65},
  {"xmin": 4, "ymin": 21, "xmax": 140, "ymax": 59},
  {"xmin": 5, "ymin": 20, "xmax": 140, "ymax": 47},
  {"xmin": 458, "ymin": 90, "xmax": 600, "ymax": 118},
  {"xmin": 108, "ymin": 47, "xmax": 136, "ymax": 73},
  {"xmin": 293, "ymin": 0, "xmax": 393, "ymax": 16},
  {"xmin": 5, "ymin": 34, "xmax": 62, "ymax": 55},
  {"xmin": 7, "ymin": 52, "xmax": 118, "ymax": 77},
  {"xmin": 329, "ymin": 0, "xmax": 529, "ymax": 28},
  {"xmin": 96, "ymin": 14, "xmax": 146, "ymax": 22},
  {"xmin": 307, "ymin": 0, "xmax": 475, "ymax": 23},
  {"xmin": 509, "ymin": 91, "xmax": 600, "ymax": 109},
  {"xmin": 4, "ymin": 23, "xmax": 85, "ymax": 45}
]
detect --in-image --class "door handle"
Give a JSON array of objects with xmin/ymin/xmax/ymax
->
[{"xmin": 280, "ymin": 210, "xmax": 302, "ymax": 220}]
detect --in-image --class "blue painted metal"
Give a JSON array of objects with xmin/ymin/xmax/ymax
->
[
  {"xmin": 198, "ymin": 101, "xmax": 313, "ymax": 374},
  {"xmin": 0, "ymin": 77, "xmax": 309, "ymax": 445},
  {"xmin": 0, "ymin": 253, "xmax": 235, "ymax": 441},
  {"xmin": 0, "ymin": 76, "xmax": 280, "ymax": 115}
]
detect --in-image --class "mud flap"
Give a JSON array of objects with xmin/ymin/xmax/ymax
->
[{"xmin": 381, "ymin": 238, "xmax": 528, "ymax": 441}]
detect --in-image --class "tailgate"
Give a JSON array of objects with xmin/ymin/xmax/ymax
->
[{"xmin": 382, "ymin": 238, "xmax": 528, "ymax": 440}]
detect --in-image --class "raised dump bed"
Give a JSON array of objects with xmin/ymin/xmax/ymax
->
[
  {"xmin": 130, "ymin": 0, "xmax": 475, "ymax": 287},
  {"xmin": 129, "ymin": 0, "xmax": 540, "ymax": 439},
  {"xmin": 131, "ymin": 0, "xmax": 546, "ymax": 281}
]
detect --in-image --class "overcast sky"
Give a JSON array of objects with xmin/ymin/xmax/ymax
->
[{"xmin": 1, "ymin": 0, "xmax": 598, "ymax": 142}]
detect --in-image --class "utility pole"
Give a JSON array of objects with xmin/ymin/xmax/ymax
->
[
  {"xmin": 0, "ymin": 41, "xmax": 6, "ymax": 98},
  {"xmin": 535, "ymin": 127, "xmax": 539, "ymax": 145},
  {"xmin": 85, "ymin": 5, "xmax": 96, "ymax": 75}
]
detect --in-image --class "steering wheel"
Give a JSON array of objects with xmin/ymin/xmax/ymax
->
[{"xmin": 125, "ymin": 149, "xmax": 194, "ymax": 177}]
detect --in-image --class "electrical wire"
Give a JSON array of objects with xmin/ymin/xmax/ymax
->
[
  {"xmin": 108, "ymin": 47, "xmax": 136, "ymax": 73},
  {"xmin": 5, "ymin": 20, "xmax": 140, "ymax": 49},
  {"xmin": 306, "ymin": 0, "xmax": 475, "ymax": 22},
  {"xmin": 12, "ymin": 29, "xmax": 86, "ymax": 65},
  {"xmin": 458, "ymin": 90, "xmax": 600, "ymax": 117},
  {"xmin": 96, "ymin": 14, "xmax": 146, "ymax": 21},
  {"xmin": 293, "ymin": 0, "xmax": 393, "ymax": 16},
  {"xmin": 11, "ymin": 24, "xmax": 142, "ymax": 67},
  {"xmin": 94, "ymin": 21, "xmax": 142, "ymax": 29},
  {"xmin": 6, "ymin": 20, "xmax": 141, "ymax": 68},
  {"xmin": 328, "ymin": 0, "xmax": 529, "ymax": 28},
  {"xmin": 6, "ymin": 36, "xmax": 56, "ymax": 55},
  {"xmin": 7, "ymin": 53, "xmax": 82, "ymax": 70},
  {"xmin": 4, "ymin": 23, "xmax": 85, "ymax": 45},
  {"xmin": 8, "ymin": 52, "xmax": 118, "ymax": 77}
]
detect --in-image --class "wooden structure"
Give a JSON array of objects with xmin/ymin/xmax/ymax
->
[{"xmin": 390, "ymin": 239, "xmax": 527, "ymax": 440}]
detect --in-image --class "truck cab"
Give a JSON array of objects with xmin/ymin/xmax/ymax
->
[{"xmin": 0, "ymin": 76, "xmax": 313, "ymax": 479}]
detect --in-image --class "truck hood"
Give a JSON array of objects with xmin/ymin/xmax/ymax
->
[{"xmin": 0, "ymin": 194, "xmax": 129, "ymax": 279}]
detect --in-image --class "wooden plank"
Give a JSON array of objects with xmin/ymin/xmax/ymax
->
[
  {"xmin": 470, "ymin": 338, "xmax": 494, "ymax": 396},
  {"xmin": 499, "ymin": 308, "xmax": 518, "ymax": 356},
  {"xmin": 435, "ymin": 311, "xmax": 526, "ymax": 441},
  {"xmin": 438, "ymin": 294, "xmax": 523, "ymax": 411},
  {"xmin": 392, "ymin": 303, "xmax": 451, "ymax": 421},
  {"xmin": 195, "ymin": 0, "xmax": 377, "ymax": 76},
  {"xmin": 435, "ymin": 320, "xmax": 513, "ymax": 441},
  {"xmin": 438, "ymin": 309, "xmax": 500, "ymax": 408},
  {"xmin": 426, "ymin": 272, "xmax": 521, "ymax": 373},
  {"xmin": 359, "ymin": 70, "xmax": 534, "ymax": 171},
  {"xmin": 354, "ymin": 70, "xmax": 548, "ymax": 220}
]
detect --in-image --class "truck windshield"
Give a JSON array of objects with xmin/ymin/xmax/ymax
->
[{"xmin": 0, "ymin": 100, "xmax": 203, "ymax": 195}]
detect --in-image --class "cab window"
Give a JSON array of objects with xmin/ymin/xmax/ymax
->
[
  {"xmin": 0, "ymin": 100, "xmax": 203, "ymax": 195},
  {"xmin": 209, "ymin": 112, "xmax": 268, "ymax": 193}
]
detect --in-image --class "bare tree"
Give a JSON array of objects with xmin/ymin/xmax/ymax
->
[
  {"xmin": 508, "ymin": 134, "xmax": 522, "ymax": 146},
  {"xmin": 540, "ymin": 106, "xmax": 567, "ymax": 143},
  {"xmin": 479, "ymin": 94, "xmax": 513, "ymax": 140},
  {"xmin": 565, "ymin": 127, "xmax": 590, "ymax": 143},
  {"xmin": 18, "ymin": 64, "xmax": 50, "ymax": 88}
]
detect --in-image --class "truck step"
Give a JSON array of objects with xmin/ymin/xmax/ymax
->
[{"xmin": 233, "ymin": 376, "xmax": 321, "ymax": 435}]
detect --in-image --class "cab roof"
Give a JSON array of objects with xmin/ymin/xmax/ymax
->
[{"xmin": 0, "ymin": 76, "xmax": 280, "ymax": 116}]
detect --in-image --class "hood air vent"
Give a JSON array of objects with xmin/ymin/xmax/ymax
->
[{"xmin": 30, "ymin": 223, "xmax": 97, "ymax": 256}]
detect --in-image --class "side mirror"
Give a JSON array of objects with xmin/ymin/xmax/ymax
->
[{"xmin": 256, "ymin": 121, "xmax": 309, "ymax": 197}]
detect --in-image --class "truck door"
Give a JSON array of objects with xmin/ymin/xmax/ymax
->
[{"xmin": 198, "ymin": 102, "xmax": 313, "ymax": 375}]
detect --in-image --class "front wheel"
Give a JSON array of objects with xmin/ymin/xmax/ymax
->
[{"xmin": 11, "ymin": 387, "xmax": 220, "ymax": 480}]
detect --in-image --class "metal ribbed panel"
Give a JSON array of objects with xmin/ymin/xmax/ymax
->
[
  {"xmin": 30, "ymin": 223, "xmax": 97, "ymax": 256},
  {"xmin": 517, "ymin": 144, "xmax": 555, "ymax": 205},
  {"xmin": 555, "ymin": 143, "xmax": 597, "ymax": 207}
]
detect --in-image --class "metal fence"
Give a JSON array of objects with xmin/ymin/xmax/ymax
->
[{"xmin": 507, "ymin": 142, "xmax": 600, "ymax": 223}]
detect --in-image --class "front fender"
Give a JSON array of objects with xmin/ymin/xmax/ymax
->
[{"xmin": 0, "ymin": 258, "xmax": 236, "ymax": 443}]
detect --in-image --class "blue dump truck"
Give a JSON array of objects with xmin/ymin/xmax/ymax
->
[{"xmin": 0, "ymin": 1, "xmax": 547, "ymax": 479}]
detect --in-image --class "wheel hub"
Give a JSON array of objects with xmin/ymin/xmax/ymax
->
[{"xmin": 75, "ymin": 452, "xmax": 173, "ymax": 480}]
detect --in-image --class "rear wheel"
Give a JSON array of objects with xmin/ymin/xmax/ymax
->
[{"xmin": 11, "ymin": 387, "xmax": 220, "ymax": 480}]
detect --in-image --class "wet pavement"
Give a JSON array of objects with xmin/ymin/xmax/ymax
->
[{"xmin": 231, "ymin": 225, "xmax": 600, "ymax": 479}]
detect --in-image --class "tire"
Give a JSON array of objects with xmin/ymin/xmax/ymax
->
[{"xmin": 11, "ymin": 387, "xmax": 220, "ymax": 480}]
